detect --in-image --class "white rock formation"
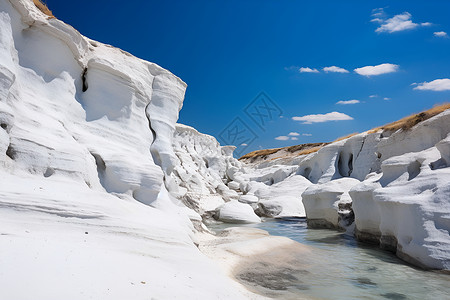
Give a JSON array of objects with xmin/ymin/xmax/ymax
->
[
  {"xmin": 169, "ymin": 123, "xmax": 242, "ymax": 215},
  {"xmin": 253, "ymin": 174, "xmax": 310, "ymax": 218},
  {"xmin": 238, "ymin": 194, "xmax": 259, "ymax": 204},
  {"xmin": 0, "ymin": 1, "xmax": 262, "ymax": 298},
  {"xmin": 238, "ymin": 110, "xmax": 450, "ymax": 270},
  {"xmin": 350, "ymin": 134, "xmax": 450, "ymax": 269},
  {"xmin": 215, "ymin": 200, "xmax": 261, "ymax": 224},
  {"xmin": 302, "ymin": 177, "xmax": 359, "ymax": 229}
]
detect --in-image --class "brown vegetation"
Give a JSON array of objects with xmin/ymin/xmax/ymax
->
[
  {"xmin": 285, "ymin": 142, "xmax": 327, "ymax": 153},
  {"xmin": 369, "ymin": 103, "xmax": 450, "ymax": 133},
  {"xmin": 239, "ymin": 147, "xmax": 282, "ymax": 160},
  {"xmin": 33, "ymin": 0, "xmax": 54, "ymax": 18},
  {"xmin": 296, "ymin": 145, "xmax": 324, "ymax": 156},
  {"xmin": 239, "ymin": 143, "xmax": 328, "ymax": 161}
]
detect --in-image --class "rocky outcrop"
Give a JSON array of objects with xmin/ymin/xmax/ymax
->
[
  {"xmin": 214, "ymin": 201, "xmax": 261, "ymax": 224},
  {"xmin": 168, "ymin": 124, "xmax": 242, "ymax": 216},
  {"xmin": 302, "ymin": 177, "xmax": 359, "ymax": 230}
]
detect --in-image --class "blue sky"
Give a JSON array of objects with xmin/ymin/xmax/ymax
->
[{"xmin": 45, "ymin": 0, "xmax": 450, "ymax": 156}]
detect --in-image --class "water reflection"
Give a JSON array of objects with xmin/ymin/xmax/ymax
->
[{"xmin": 209, "ymin": 218, "xmax": 450, "ymax": 300}]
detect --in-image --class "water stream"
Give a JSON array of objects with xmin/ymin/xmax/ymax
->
[{"xmin": 209, "ymin": 218, "xmax": 450, "ymax": 300}]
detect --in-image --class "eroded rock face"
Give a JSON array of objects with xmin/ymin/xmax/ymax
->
[
  {"xmin": 0, "ymin": 0, "xmax": 189, "ymax": 207},
  {"xmin": 168, "ymin": 124, "xmax": 242, "ymax": 214},
  {"xmin": 350, "ymin": 144, "xmax": 450, "ymax": 270},
  {"xmin": 302, "ymin": 177, "xmax": 360, "ymax": 230},
  {"xmin": 0, "ymin": 1, "xmax": 256, "ymax": 299}
]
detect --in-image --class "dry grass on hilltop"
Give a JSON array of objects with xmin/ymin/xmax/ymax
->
[
  {"xmin": 370, "ymin": 103, "xmax": 450, "ymax": 133},
  {"xmin": 33, "ymin": 0, "xmax": 54, "ymax": 18},
  {"xmin": 239, "ymin": 147, "xmax": 282, "ymax": 160},
  {"xmin": 239, "ymin": 103, "xmax": 450, "ymax": 161},
  {"xmin": 285, "ymin": 142, "xmax": 328, "ymax": 153},
  {"xmin": 333, "ymin": 132, "xmax": 358, "ymax": 142},
  {"xmin": 239, "ymin": 143, "xmax": 327, "ymax": 161},
  {"xmin": 295, "ymin": 145, "xmax": 324, "ymax": 156}
]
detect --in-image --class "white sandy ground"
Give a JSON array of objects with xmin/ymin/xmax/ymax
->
[{"xmin": 197, "ymin": 227, "xmax": 316, "ymax": 300}]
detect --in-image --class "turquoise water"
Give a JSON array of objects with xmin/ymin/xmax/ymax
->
[{"xmin": 209, "ymin": 218, "xmax": 450, "ymax": 300}]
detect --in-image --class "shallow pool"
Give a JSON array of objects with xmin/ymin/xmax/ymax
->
[{"xmin": 209, "ymin": 218, "xmax": 450, "ymax": 300}]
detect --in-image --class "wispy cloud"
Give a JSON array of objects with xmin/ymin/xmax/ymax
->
[
  {"xmin": 336, "ymin": 99, "xmax": 360, "ymax": 105},
  {"xmin": 434, "ymin": 31, "xmax": 448, "ymax": 38},
  {"xmin": 299, "ymin": 67, "xmax": 319, "ymax": 73},
  {"xmin": 354, "ymin": 63, "xmax": 399, "ymax": 76},
  {"xmin": 369, "ymin": 94, "xmax": 390, "ymax": 100},
  {"xmin": 371, "ymin": 18, "xmax": 384, "ymax": 23},
  {"xmin": 371, "ymin": 8, "xmax": 386, "ymax": 20},
  {"xmin": 292, "ymin": 112, "xmax": 353, "ymax": 124},
  {"xmin": 291, "ymin": 137, "xmax": 298, "ymax": 141},
  {"xmin": 284, "ymin": 66, "xmax": 299, "ymax": 71},
  {"xmin": 372, "ymin": 9, "xmax": 430, "ymax": 33},
  {"xmin": 275, "ymin": 136, "xmax": 290, "ymax": 141},
  {"xmin": 288, "ymin": 132, "xmax": 300, "ymax": 136},
  {"xmin": 414, "ymin": 79, "xmax": 450, "ymax": 91},
  {"xmin": 323, "ymin": 66, "xmax": 349, "ymax": 73},
  {"xmin": 302, "ymin": 133, "xmax": 312, "ymax": 136}
]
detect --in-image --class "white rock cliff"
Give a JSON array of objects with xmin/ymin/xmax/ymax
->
[{"xmin": 0, "ymin": 1, "xmax": 262, "ymax": 299}]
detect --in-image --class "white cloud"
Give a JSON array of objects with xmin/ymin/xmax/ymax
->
[
  {"xmin": 375, "ymin": 12, "xmax": 420, "ymax": 33},
  {"xmin": 299, "ymin": 67, "xmax": 319, "ymax": 73},
  {"xmin": 288, "ymin": 132, "xmax": 300, "ymax": 136},
  {"xmin": 291, "ymin": 137, "xmax": 298, "ymax": 141},
  {"xmin": 369, "ymin": 94, "xmax": 378, "ymax": 98},
  {"xmin": 371, "ymin": 18, "xmax": 383, "ymax": 23},
  {"xmin": 275, "ymin": 136, "xmax": 290, "ymax": 141},
  {"xmin": 354, "ymin": 63, "xmax": 399, "ymax": 76},
  {"xmin": 372, "ymin": 10, "xmax": 431, "ymax": 34},
  {"xmin": 284, "ymin": 65, "xmax": 299, "ymax": 71},
  {"xmin": 413, "ymin": 79, "xmax": 450, "ymax": 91},
  {"xmin": 323, "ymin": 66, "xmax": 349, "ymax": 73},
  {"xmin": 292, "ymin": 112, "xmax": 353, "ymax": 124},
  {"xmin": 302, "ymin": 133, "xmax": 312, "ymax": 136},
  {"xmin": 383, "ymin": 97, "xmax": 391, "ymax": 100},
  {"xmin": 434, "ymin": 31, "xmax": 448, "ymax": 37},
  {"xmin": 336, "ymin": 99, "xmax": 360, "ymax": 105},
  {"xmin": 241, "ymin": 143, "xmax": 248, "ymax": 146}
]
